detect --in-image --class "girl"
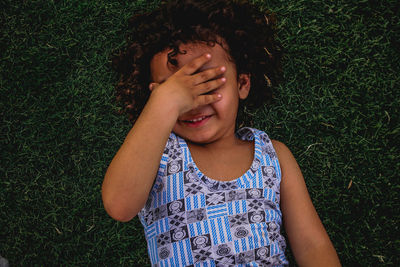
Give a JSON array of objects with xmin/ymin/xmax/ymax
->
[{"xmin": 102, "ymin": 0, "xmax": 341, "ymax": 266}]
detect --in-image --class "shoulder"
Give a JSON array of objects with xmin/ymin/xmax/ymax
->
[
  {"xmin": 271, "ymin": 139, "xmax": 290, "ymax": 155},
  {"xmin": 271, "ymin": 139, "xmax": 286, "ymax": 152},
  {"xmin": 270, "ymin": 140, "xmax": 303, "ymax": 185},
  {"xmin": 271, "ymin": 140, "xmax": 297, "ymax": 167}
]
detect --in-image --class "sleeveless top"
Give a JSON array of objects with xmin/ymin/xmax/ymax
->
[{"xmin": 138, "ymin": 127, "xmax": 288, "ymax": 266}]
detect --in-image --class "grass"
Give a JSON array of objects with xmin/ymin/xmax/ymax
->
[{"xmin": 1, "ymin": 0, "xmax": 399, "ymax": 266}]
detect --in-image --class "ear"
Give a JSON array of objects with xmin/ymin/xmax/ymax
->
[
  {"xmin": 149, "ymin": 82, "xmax": 159, "ymax": 91},
  {"xmin": 237, "ymin": 73, "xmax": 251, "ymax": 100}
]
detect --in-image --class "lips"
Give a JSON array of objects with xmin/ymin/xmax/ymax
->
[
  {"xmin": 179, "ymin": 115, "xmax": 212, "ymax": 127},
  {"xmin": 183, "ymin": 115, "xmax": 209, "ymax": 123}
]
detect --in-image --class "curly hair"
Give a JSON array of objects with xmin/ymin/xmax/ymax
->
[{"xmin": 112, "ymin": 0, "xmax": 282, "ymax": 124}]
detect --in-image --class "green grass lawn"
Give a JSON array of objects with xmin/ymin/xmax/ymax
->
[{"xmin": 1, "ymin": 0, "xmax": 399, "ymax": 265}]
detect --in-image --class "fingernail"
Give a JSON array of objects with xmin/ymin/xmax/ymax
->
[
  {"xmin": 221, "ymin": 77, "xmax": 226, "ymax": 82},
  {"xmin": 205, "ymin": 53, "xmax": 211, "ymax": 58},
  {"xmin": 220, "ymin": 66, "xmax": 226, "ymax": 72}
]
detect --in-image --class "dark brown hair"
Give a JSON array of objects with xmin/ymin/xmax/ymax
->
[{"xmin": 112, "ymin": 0, "xmax": 282, "ymax": 124}]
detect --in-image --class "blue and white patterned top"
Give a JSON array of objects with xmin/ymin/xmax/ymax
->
[{"xmin": 138, "ymin": 127, "xmax": 288, "ymax": 266}]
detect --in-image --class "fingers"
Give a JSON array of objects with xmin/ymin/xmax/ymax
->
[
  {"xmin": 192, "ymin": 66, "xmax": 226, "ymax": 85},
  {"xmin": 180, "ymin": 53, "xmax": 212, "ymax": 75},
  {"xmin": 195, "ymin": 93, "xmax": 222, "ymax": 107},
  {"xmin": 195, "ymin": 77, "xmax": 226, "ymax": 95}
]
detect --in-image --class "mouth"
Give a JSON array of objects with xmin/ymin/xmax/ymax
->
[{"xmin": 179, "ymin": 115, "xmax": 212, "ymax": 127}]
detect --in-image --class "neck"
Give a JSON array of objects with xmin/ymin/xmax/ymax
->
[{"xmin": 187, "ymin": 131, "xmax": 242, "ymax": 152}]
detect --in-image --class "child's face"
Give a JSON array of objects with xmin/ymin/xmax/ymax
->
[{"xmin": 150, "ymin": 42, "xmax": 250, "ymax": 144}]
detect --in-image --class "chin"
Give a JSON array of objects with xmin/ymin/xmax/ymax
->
[{"xmin": 174, "ymin": 129, "xmax": 217, "ymax": 145}]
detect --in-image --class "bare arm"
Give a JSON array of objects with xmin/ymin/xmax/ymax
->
[
  {"xmin": 101, "ymin": 97, "xmax": 177, "ymax": 222},
  {"xmin": 102, "ymin": 53, "xmax": 226, "ymax": 222},
  {"xmin": 272, "ymin": 140, "xmax": 341, "ymax": 266}
]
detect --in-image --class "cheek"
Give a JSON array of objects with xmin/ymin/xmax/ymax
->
[{"xmin": 212, "ymin": 93, "xmax": 239, "ymax": 115}]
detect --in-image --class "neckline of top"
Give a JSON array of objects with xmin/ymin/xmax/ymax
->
[{"xmin": 177, "ymin": 127, "xmax": 262, "ymax": 185}]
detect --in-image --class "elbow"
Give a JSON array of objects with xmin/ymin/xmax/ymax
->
[
  {"xmin": 102, "ymin": 191, "xmax": 137, "ymax": 223},
  {"xmin": 295, "ymin": 239, "xmax": 341, "ymax": 267},
  {"xmin": 106, "ymin": 206, "xmax": 135, "ymax": 222}
]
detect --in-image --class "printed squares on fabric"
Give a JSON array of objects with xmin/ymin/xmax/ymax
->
[
  {"xmin": 192, "ymin": 247, "xmax": 213, "ymax": 264},
  {"xmin": 183, "ymin": 169, "xmax": 199, "ymax": 184},
  {"xmin": 254, "ymin": 246, "xmax": 272, "ymax": 266},
  {"xmin": 218, "ymin": 181, "xmax": 238, "ymax": 191},
  {"xmin": 184, "ymin": 182, "xmax": 204, "ymax": 197},
  {"xmin": 212, "ymin": 242, "xmax": 235, "ymax": 258},
  {"xmin": 262, "ymin": 166, "xmax": 277, "ymax": 188},
  {"xmin": 157, "ymin": 217, "xmax": 170, "ymax": 235},
  {"xmin": 201, "ymin": 176, "xmax": 221, "ymax": 192},
  {"xmin": 157, "ymin": 244, "xmax": 172, "ymax": 261},
  {"xmin": 156, "ymin": 177, "xmax": 166, "ymax": 196},
  {"xmin": 263, "ymin": 199, "xmax": 277, "ymax": 210},
  {"xmin": 190, "ymin": 234, "xmax": 212, "ymax": 250},
  {"xmin": 215, "ymin": 255, "xmax": 235, "ymax": 267},
  {"xmin": 264, "ymin": 254, "xmax": 284, "ymax": 266},
  {"xmin": 231, "ymin": 225, "xmax": 252, "ymax": 240},
  {"xmin": 225, "ymin": 189, "xmax": 246, "ymax": 202},
  {"xmin": 208, "ymin": 217, "xmax": 232, "ymax": 245},
  {"xmin": 167, "ymin": 199, "xmax": 185, "ymax": 216},
  {"xmin": 259, "ymin": 132, "xmax": 271, "ymax": 145},
  {"xmin": 212, "ymin": 242, "xmax": 235, "ymax": 266},
  {"xmin": 246, "ymin": 188, "xmax": 263, "ymax": 199},
  {"xmin": 153, "ymin": 205, "xmax": 168, "ymax": 222},
  {"xmin": 250, "ymin": 223, "xmax": 270, "ymax": 248},
  {"xmin": 185, "ymin": 194, "xmax": 206, "ymax": 211},
  {"xmin": 188, "ymin": 220, "xmax": 211, "ymax": 238},
  {"xmin": 264, "ymin": 177, "xmax": 277, "ymax": 190},
  {"xmin": 278, "ymin": 235, "xmax": 287, "ymax": 253},
  {"xmin": 156, "ymin": 231, "xmax": 171, "ymax": 247},
  {"xmin": 267, "ymin": 221, "xmax": 280, "ymax": 232},
  {"xmin": 206, "ymin": 203, "xmax": 228, "ymax": 220},
  {"xmin": 261, "ymin": 143, "xmax": 277, "ymax": 159},
  {"xmin": 255, "ymin": 246, "xmax": 271, "ymax": 261},
  {"xmin": 250, "ymin": 158, "xmax": 261, "ymax": 174},
  {"xmin": 144, "ymin": 194, "xmax": 153, "ymax": 210},
  {"xmin": 268, "ymin": 231, "xmax": 281, "ymax": 243},
  {"xmin": 165, "ymin": 137, "xmax": 174, "ymax": 150},
  {"xmin": 235, "ymin": 249, "xmax": 255, "ymax": 265},
  {"xmin": 263, "ymin": 188, "xmax": 277, "ymax": 203},
  {"xmin": 227, "ymin": 199, "xmax": 247, "ymax": 215},
  {"xmin": 248, "ymin": 210, "xmax": 266, "ymax": 224},
  {"xmin": 228, "ymin": 213, "xmax": 249, "ymax": 228},
  {"xmin": 262, "ymin": 166, "xmax": 276, "ymax": 178},
  {"xmin": 168, "ymin": 211, "xmax": 186, "ymax": 228},
  {"xmin": 236, "ymin": 128, "xmax": 255, "ymax": 141},
  {"xmin": 143, "ymin": 210, "xmax": 154, "ymax": 225},
  {"xmin": 163, "ymin": 136, "xmax": 175, "ymax": 157},
  {"xmin": 170, "ymin": 226, "xmax": 189, "ymax": 243},
  {"xmin": 167, "ymin": 147, "xmax": 182, "ymax": 161},
  {"xmin": 247, "ymin": 199, "xmax": 265, "ymax": 212},
  {"xmin": 166, "ymin": 160, "xmax": 183, "ymax": 176},
  {"xmin": 206, "ymin": 192, "xmax": 226, "ymax": 206},
  {"xmin": 186, "ymin": 208, "xmax": 207, "ymax": 224},
  {"xmin": 171, "ymin": 239, "xmax": 194, "ymax": 267},
  {"xmin": 201, "ymin": 178, "xmax": 238, "ymax": 192}
]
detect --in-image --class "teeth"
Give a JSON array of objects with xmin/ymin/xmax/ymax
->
[{"xmin": 187, "ymin": 116, "xmax": 207, "ymax": 122}]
